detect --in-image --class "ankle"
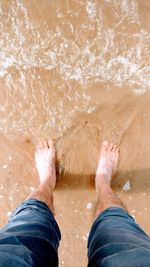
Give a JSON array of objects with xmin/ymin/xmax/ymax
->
[
  {"xmin": 96, "ymin": 172, "xmax": 111, "ymax": 180},
  {"xmin": 96, "ymin": 174, "xmax": 111, "ymax": 190},
  {"xmin": 39, "ymin": 181, "xmax": 54, "ymax": 192}
]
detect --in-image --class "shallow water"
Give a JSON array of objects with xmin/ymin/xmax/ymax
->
[{"xmin": 0, "ymin": 1, "xmax": 150, "ymax": 266}]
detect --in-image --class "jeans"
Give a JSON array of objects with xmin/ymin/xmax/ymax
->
[
  {"xmin": 0, "ymin": 199, "xmax": 150, "ymax": 266},
  {"xmin": 0, "ymin": 199, "xmax": 61, "ymax": 266},
  {"xmin": 88, "ymin": 207, "xmax": 150, "ymax": 267}
]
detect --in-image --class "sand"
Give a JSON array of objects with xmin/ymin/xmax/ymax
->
[{"xmin": 0, "ymin": 1, "xmax": 150, "ymax": 266}]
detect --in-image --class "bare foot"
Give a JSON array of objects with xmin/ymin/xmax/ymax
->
[
  {"xmin": 95, "ymin": 141, "xmax": 119, "ymax": 190},
  {"xmin": 35, "ymin": 140, "xmax": 56, "ymax": 190}
]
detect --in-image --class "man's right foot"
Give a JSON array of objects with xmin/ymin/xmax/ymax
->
[
  {"xmin": 95, "ymin": 141, "xmax": 119, "ymax": 191},
  {"xmin": 35, "ymin": 140, "xmax": 56, "ymax": 190}
]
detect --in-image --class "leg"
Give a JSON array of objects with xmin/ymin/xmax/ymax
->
[
  {"xmin": 26, "ymin": 140, "xmax": 56, "ymax": 212},
  {"xmin": 0, "ymin": 140, "xmax": 61, "ymax": 267},
  {"xmin": 95, "ymin": 141, "xmax": 126, "ymax": 218},
  {"xmin": 87, "ymin": 141, "xmax": 150, "ymax": 267}
]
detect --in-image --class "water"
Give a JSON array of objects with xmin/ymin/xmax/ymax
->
[{"xmin": 0, "ymin": 1, "xmax": 150, "ymax": 266}]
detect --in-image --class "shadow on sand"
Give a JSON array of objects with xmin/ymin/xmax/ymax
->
[{"xmin": 56, "ymin": 168, "xmax": 150, "ymax": 193}]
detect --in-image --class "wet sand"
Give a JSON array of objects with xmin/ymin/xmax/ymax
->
[{"xmin": 0, "ymin": 1, "xmax": 150, "ymax": 266}]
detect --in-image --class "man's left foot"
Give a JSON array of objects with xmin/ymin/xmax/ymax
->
[
  {"xmin": 95, "ymin": 141, "xmax": 119, "ymax": 191},
  {"xmin": 35, "ymin": 140, "xmax": 56, "ymax": 189}
]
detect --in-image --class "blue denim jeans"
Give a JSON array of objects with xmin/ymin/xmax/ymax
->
[
  {"xmin": 0, "ymin": 200, "xmax": 150, "ymax": 266},
  {"xmin": 0, "ymin": 199, "xmax": 61, "ymax": 266},
  {"xmin": 88, "ymin": 207, "xmax": 150, "ymax": 267}
]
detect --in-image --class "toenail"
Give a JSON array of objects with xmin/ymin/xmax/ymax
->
[{"xmin": 103, "ymin": 141, "xmax": 109, "ymax": 146}]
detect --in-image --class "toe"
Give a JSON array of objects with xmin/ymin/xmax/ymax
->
[
  {"xmin": 38, "ymin": 141, "xmax": 44, "ymax": 149},
  {"xmin": 48, "ymin": 140, "xmax": 52, "ymax": 148},
  {"xmin": 43, "ymin": 140, "xmax": 48, "ymax": 148},
  {"xmin": 114, "ymin": 147, "xmax": 119, "ymax": 160},
  {"xmin": 103, "ymin": 140, "xmax": 110, "ymax": 151},
  {"xmin": 48, "ymin": 139, "xmax": 55, "ymax": 149},
  {"xmin": 103, "ymin": 140, "xmax": 109, "ymax": 146},
  {"xmin": 112, "ymin": 144, "xmax": 117, "ymax": 151},
  {"xmin": 116, "ymin": 147, "xmax": 119, "ymax": 154},
  {"xmin": 109, "ymin": 143, "xmax": 114, "ymax": 152},
  {"xmin": 100, "ymin": 140, "xmax": 109, "ymax": 154}
]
